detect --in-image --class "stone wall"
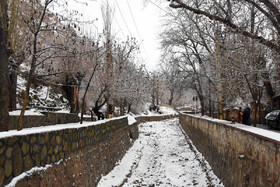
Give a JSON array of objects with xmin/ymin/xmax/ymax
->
[
  {"xmin": 9, "ymin": 112, "xmax": 79, "ymax": 130},
  {"xmin": 2, "ymin": 114, "xmax": 179, "ymax": 186},
  {"xmin": 179, "ymin": 113, "xmax": 280, "ymax": 187},
  {"xmin": 0, "ymin": 117, "xmax": 133, "ymax": 186}
]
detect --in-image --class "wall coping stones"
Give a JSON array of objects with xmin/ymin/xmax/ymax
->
[
  {"xmin": 0, "ymin": 116, "xmax": 127, "ymax": 139},
  {"xmin": 181, "ymin": 113, "xmax": 280, "ymax": 144}
]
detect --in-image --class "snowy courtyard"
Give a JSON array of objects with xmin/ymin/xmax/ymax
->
[{"xmin": 98, "ymin": 118, "xmax": 223, "ymax": 187}]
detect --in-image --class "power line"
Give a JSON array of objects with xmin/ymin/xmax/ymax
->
[
  {"xmin": 126, "ymin": 0, "xmax": 141, "ymax": 42},
  {"xmin": 115, "ymin": 0, "xmax": 132, "ymax": 36},
  {"xmin": 126, "ymin": 0, "xmax": 150, "ymax": 62},
  {"xmin": 146, "ymin": 0, "xmax": 173, "ymax": 17},
  {"xmin": 113, "ymin": 13, "xmax": 126, "ymax": 38}
]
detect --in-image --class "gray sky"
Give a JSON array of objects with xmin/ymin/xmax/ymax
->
[{"xmin": 66, "ymin": 0, "xmax": 169, "ymax": 71}]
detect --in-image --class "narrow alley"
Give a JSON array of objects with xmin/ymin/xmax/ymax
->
[{"xmin": 98, "ymin": 118, "xmax": 223, "ymax": 187}]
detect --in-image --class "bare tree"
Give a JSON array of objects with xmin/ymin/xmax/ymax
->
[
  {"xmin": 0, "ymin": 0, "xmax": 10, "ymax": 131},
  {"xmin": 168, "ymin": 0, "xmax": 280, "ymax": 53}
]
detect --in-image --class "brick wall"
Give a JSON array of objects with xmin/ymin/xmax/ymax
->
[{"xmin": 179, "ymin": 113, "xmax": 280, "ymax": 187}]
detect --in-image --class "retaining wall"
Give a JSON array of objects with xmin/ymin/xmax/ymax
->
[
  {"xmin": 0, "ymin": 117, "xmax": 132, "ymax": 186},
  {"xmin": 2, "ymin": 114, "xmax": 178, "ymax": 186},
  {"xmin": 9, "ymin": 112, "xmax": 79, "ymax": 130},
  {"xmin": 179, "ymin": 113, "xmax": 280, "ymax": 187}
]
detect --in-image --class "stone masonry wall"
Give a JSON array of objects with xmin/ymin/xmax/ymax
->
[
  {"xmin": 2, "ymin": 114, "xmax": 178, "ymax": 186},
  {"xmin": 0, "ymin": 117, "xmax": 130, "ymax": 186},
  {"xmin": 9, "ymin": 112, "xmax": 79, "ymax": 130},
  {"xmin": 179, "ymin": 113, "xmax": 280, "ymax": 187}
]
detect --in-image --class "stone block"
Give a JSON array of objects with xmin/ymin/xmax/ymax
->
[
  {"xmin": 5, "ymin": 148, "xmax": 13, "ymax": 158},
  {"xmin": 4, "ymin": 160, "xmax": 12, "ymax": 177},
  {"xmin": 12, "ymin": 144, "xmax": 23, "ymax": 176},
  {"xmin": 56, "ymin": 136, "xmax": 62, "ymax": 145},
  {"xmin": 30, "ymin": 136, "xmax": 37, "ymax": 144},
  {"xmin": 24, "ymin": 155, "xmax": 33, "ymax": 171},
  {"xmin": 8, "ymin": 137, "xmax": 19, "ymax": 145},
  {"xmin": 54, "ymin": 145, "xmax": 59, "ymax": 154},
  {"xmin": 21, "ymin": 142, "xmax": 29, "ymax": 156},
  {"xmin": 38, "ymin": 136, "xmax": 45, "ymax": 145},
  {"xmin": 0, "ymin": 145, "xmax": 6, "ymax": 155},
  {"xmin": 41, "ymin": 145, "xmax": 47, "ymax": 160},
  {"xmin": 0, "ymin": 168, "xmax": 4, "ymax": 185}
]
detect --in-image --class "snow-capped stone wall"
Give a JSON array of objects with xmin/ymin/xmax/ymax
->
[
  {"xmin": 0, "ymin": 117, "xmax": 134, "ymax": 186},
  {"xmin": 179, "ymin": 113, "xmax": 280, "ymax": 187},
  {"xmin": 9, "ymin": 112, "xmax": 79, "ymax": 130}
]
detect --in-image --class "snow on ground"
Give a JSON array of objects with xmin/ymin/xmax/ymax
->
[
  {"xmin": 98, "ymin": 118, "xmax": 223, "ymax": 187},
  {"xmin": 9, "ymin": 109, "xmax": 44, "ymax": 116},
  {"xmin": 127, "ymin": 115, "xmax": 137, "ymax": 125},
  {"xmin": 140, "ymin": 105, "xmax": 179, "ymax": 116}
]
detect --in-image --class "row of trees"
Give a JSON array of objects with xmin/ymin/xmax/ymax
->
[
  {"xmin": 0, "ymin": 0, "xmax": 153, "ymax": 131},
  {"xmin": 156, "ymin": 0, "xmax": 279, "ymax": 125}
]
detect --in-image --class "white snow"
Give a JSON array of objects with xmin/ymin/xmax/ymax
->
[
  {"xmin": 98, "ymin": 118, "xmax": 223, "ymax": 187},
  {"xmin": 9, "ymin": 109, "xmax": 44, "ymax": 116},
  {"xmin": 140, "ymin": 105, "xmax": 179, "ymax": 116},
  {"xmin": 189, "ymin": 114, "xmax": 280, "ymax": 142},
  {"xmin": 126, "ymin": 115, "xmax": 137, "ymax": 125},
  {"xmin": 0, "ymin": 116, "xmax": 127, "ymax": 139}
]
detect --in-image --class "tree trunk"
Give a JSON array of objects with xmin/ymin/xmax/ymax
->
[
  {"xmin": 120, "ymin": 98, "xmax": 124, "ymax": 116},
  {"xmin": 0, "ymin": 0, "xmax": 10, "ymax": 131},
  {"xmin": 80, "ymin": 64, "xmax": 98, "ymax": 124},
  {"xmin": 9, "ymin": 69, "xmax": 17, "ymax": 111},
  {"xmin": 253, "ymin": 101, "xmax": 258, "ymax": 127},
  {"xmin": 18, "ymin": 34, "xmax": 38, "ymax": 130},
  {"xmin": 198, "ymin": 94, "xmax": 205, "ymax": 116},
  {"xmin": 169, "ymin": 89, "xmax": 174, "ymax": 106},
  {"xmin": 63, "ymin": 85, "xmax": 79, "ymax": 114}
]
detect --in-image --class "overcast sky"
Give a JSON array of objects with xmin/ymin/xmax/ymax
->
[{"xmin": 65, "ymin": 0, "xmax": 169, "ymax": 71}]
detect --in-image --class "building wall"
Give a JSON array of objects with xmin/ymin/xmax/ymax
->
[{"xmin": 179, "ymin": 114, "xmax": 280, "ymax": 187}]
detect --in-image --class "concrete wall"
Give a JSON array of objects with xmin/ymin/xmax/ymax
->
[{"xmin": 179, "ymin": 113, "xmax": 280, "ymax": 187}]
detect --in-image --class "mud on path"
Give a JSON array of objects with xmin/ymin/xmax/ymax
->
[{"xmin": 98, "ymin": 118, "xmax": 223, "ymax": 187}]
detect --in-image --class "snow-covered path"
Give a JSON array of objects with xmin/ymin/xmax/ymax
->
[{"xmin": 98, "ymin": 118, "xmax": 223, "ymax": 187}]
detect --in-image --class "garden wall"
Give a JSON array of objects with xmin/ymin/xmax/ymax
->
[{"xmin": 179, "ymin": 113, "xmax": 280, "ymax": 187}]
